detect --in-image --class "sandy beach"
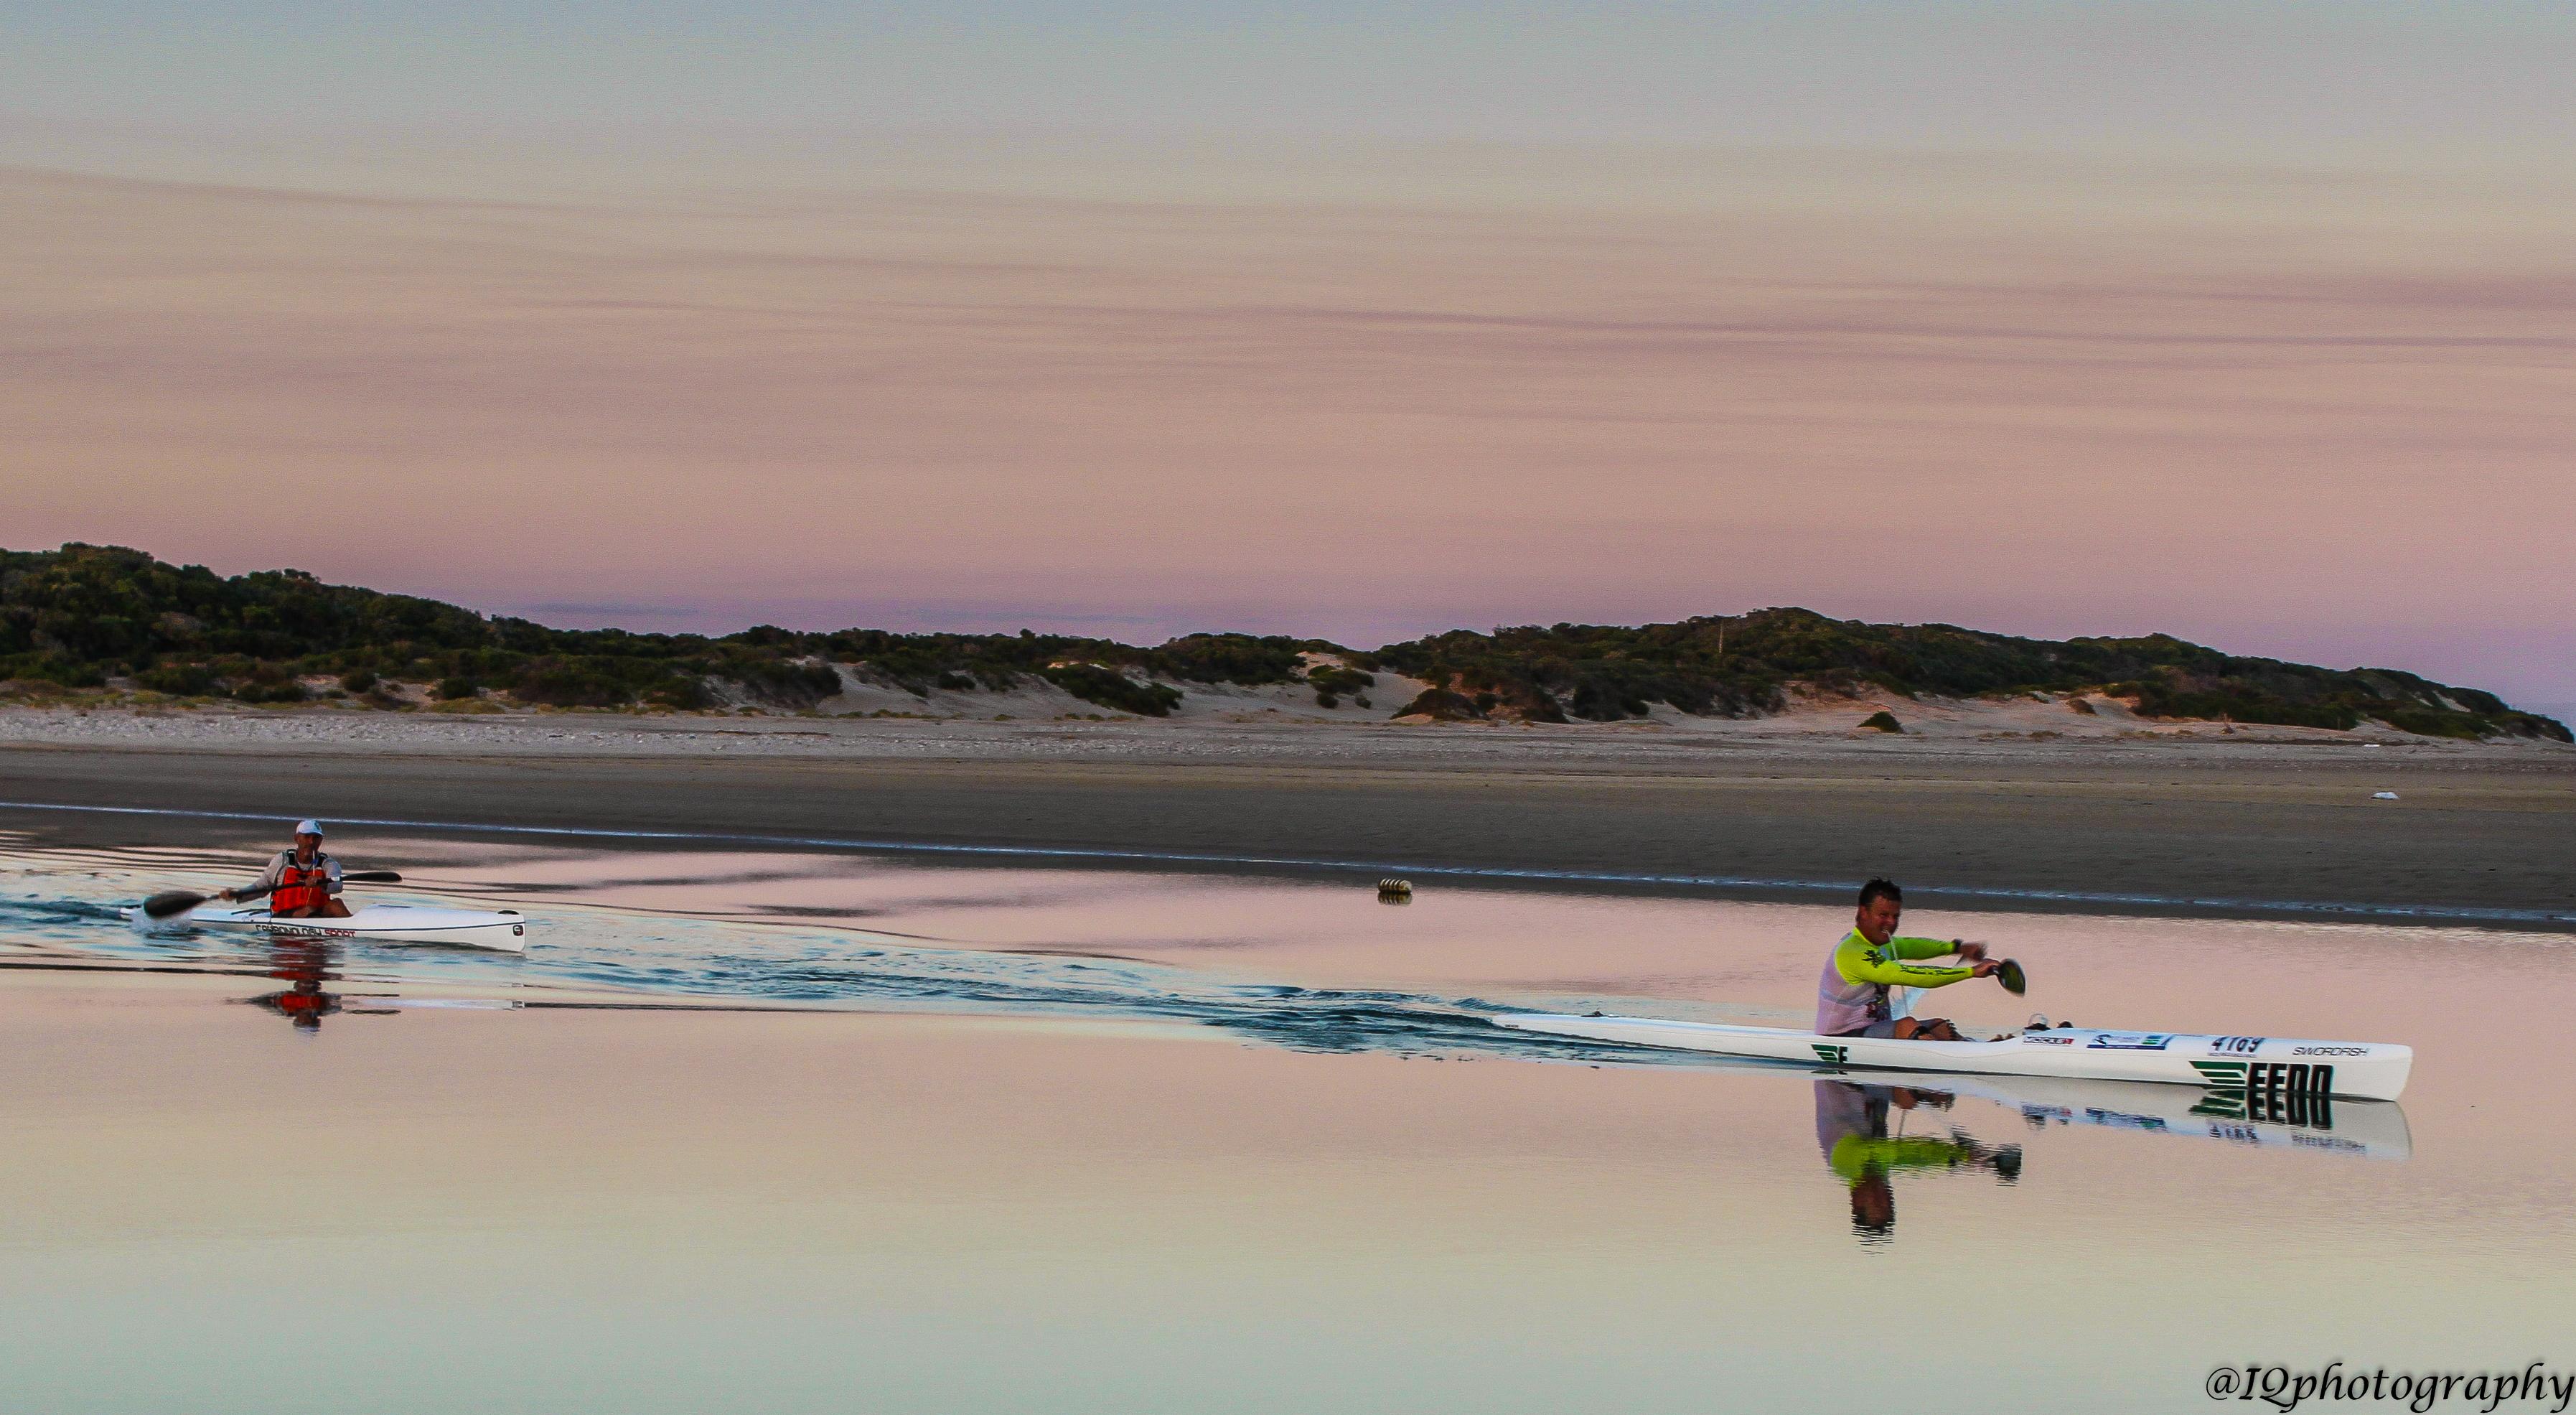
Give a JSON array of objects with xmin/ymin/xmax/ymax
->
[{"xmin": 6, "ymin": 704, "xmax": 2570, "ymax": 925}]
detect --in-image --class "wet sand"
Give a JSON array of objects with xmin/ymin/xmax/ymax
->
[{"xmin": 4, "ymin": 714, "xmax": 2571, "ymax": 924}]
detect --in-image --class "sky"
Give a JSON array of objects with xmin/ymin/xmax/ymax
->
[{"xmin": 4, "ymin": 3, "xmax": 2573, "ymax": 704}]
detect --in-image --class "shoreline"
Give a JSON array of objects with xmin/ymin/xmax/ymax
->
[
  {"xmin": 7, "ymin": 795, "xmax": 2571, "ymax": 929},
  {"xmin": 5, "ymin": 709, "xmax": 2571, "ymax": 930}
]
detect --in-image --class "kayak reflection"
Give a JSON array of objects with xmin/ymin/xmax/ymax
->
[
  {"xmin": 1840, "ymin": 1068, "xmax": 2415, "ymax": 1162},
  {"xmin": 1815, "ymin": 1080, "xmax": 2021, "ymax": 1244},
  {"xmin": 1807, "ymin": 1063, "xmax": 2415, "ymax": 1244}
]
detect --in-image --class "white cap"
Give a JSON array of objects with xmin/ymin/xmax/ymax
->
[{"xmin": 294, "ymin": 818, "xmax": 323, "ymax": 836}]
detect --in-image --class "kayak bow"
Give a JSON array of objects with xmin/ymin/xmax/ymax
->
[{"xmin": 1492, "ymin": 1014, "xmax": 2410, "ymax": 1100}]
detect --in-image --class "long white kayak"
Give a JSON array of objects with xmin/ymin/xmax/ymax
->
[
  {"xmin": 1492, "ymin": 1014, "xmax": 2412, "ymax": 1101},
  {"xmin": 124, "ymin": 902, "xmax": 530, "ymax": 953}
]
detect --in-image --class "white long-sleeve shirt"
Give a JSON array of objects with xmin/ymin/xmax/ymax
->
[{"xmin": 245, "ymin": 850, "xmax": 342, "ymax": 896}]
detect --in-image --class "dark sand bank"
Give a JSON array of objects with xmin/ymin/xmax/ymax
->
[{"xmin": 4, "ymin": 727, "xmax": 2571, "ymax": 925}]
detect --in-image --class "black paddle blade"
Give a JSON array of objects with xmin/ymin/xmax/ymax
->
[
  {"xmin": 141, "ymin": 890, "xmax": 209, "ymax": 920},
  {"xmin": 1997, "ymin": 958, "xmax": 2028, "ymax": 996},
  {"xmin": 342, "ymin": 871, "xmax": 402, "ymax": 884}
]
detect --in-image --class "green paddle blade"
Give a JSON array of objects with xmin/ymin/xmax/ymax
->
[{"xmin": 1997, "ymin": 958, "xmax": 2027, "ymax": 996}]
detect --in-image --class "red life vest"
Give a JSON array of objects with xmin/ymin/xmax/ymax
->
[{"xmin": 272, "ymin": 858, "xmax": 331, "ymax": 914}]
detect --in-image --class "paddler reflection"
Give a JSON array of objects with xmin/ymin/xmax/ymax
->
[
  {"xmin": 243, "ymin": 938, "xmax": 398, "ymax": 1032},
  {"xmin": 248, "ymin": 938, "xmax": 342, "ymax": 1031},
  {"xmin": 1816, "ymin": 1078, "xmax": 2021, "ymax": 1243}
]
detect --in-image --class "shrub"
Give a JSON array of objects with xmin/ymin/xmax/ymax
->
[
  {"xmin": 435, "ymin": 676, "xmax": 480, "ymax": 701},
  {"xmin": 1309, "ymin": 665, "xmax": 1373, "ymax": 706},
  {"xmin": 1395, "ymin": 688, "xmax": 1480, "ymax": 721},
  {"xmin": 0, "ymin": 652, "xmax": 106, "ymax": 688},
  {"xmin": 514, "ymin": 662, "xmax": 634, "ymax": 708},
  {"xmin": 721, "ymin": 660, "xmax": 841, "ymax": 708},
  {"xmin": 644, "ymin": 678, "xmax": 712, "ymax": 710},
  {"xmin": 2503, "ymin": 712, "xmax": 2572, "ymax": 744},
  {"xmin": 138, "ymin": 663, "xmax": 218, "ymax": 695},
  {"xmin": 234, "ymin": 678, "xmax": 307, "ymax": 704},
  {"xmin": 1040, "ymin": 665, "xmax": 1181, "ymax": 716},
  {"xmin": 1153, "ymin": 633, "xmax": 1310, "ymax": 685},
  {"xmin": 2379, "ymin": 709, "xmax": 2489, "ymax": 740},
  {"xmin": 1860, "ymin": 710, "xmax": 1903, "ymax": 733},
  {"xmin": 338, "ymin": 668, "xmax": 378, "ymax": 693}
]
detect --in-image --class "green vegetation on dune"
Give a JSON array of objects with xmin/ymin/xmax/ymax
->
[
  {"xmin": 1374, "ymin": 610, "xmax": 2569, "ymax": 741},
  {"xmin": 0, "ymin": 545, "xmax": 1312, "ymax": 716},
  {"xmin": 1, "ymin": 546, "xmax": 2565, "ymax": 742}
]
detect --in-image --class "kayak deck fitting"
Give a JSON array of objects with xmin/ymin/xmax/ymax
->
[
  {"xmin": 124, "ymin": 902, "xmax": 530, "ymax": 953},
  {"xmin": 1492, "ymin": 1014, "xmax": 2411, "ymax": 1101}
]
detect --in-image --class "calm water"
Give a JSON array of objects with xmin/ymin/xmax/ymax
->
[{"xmin": 1, "ymin": 827, "xmax": 2569, "ymax": 1413}]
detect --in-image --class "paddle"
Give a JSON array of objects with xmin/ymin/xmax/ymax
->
[
  {"xmin": 141, "ymin": 872, "xmax": 403, "ymax": 920},
  {"xmin": 1995, "ymin": 958, "xmax": 2027, "ymax": 996}
]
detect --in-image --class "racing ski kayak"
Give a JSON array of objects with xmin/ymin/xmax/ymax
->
[
  {"xmin": 125, "ymin": 902, "xmax": 530, "ymax": 953},
  {"xmin": 1491, "ymin": 1014, "xmax": 2410, "ymax": 1100}
]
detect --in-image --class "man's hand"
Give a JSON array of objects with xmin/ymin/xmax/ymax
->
[
  {"xmin": 214, "ymin": 887, "xmax": 235, "ymax": 902},
  {"xmin": 1970, "ymin": 958, "xmax": 2001, "ymax": 979},
  {"xmin": 1953, "ymin": 940, "xmax": 1989, "ymax": 962}
]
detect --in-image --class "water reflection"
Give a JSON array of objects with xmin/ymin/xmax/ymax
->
[
  {"xmin": 1814, "ymin": 1080, "xmax": 2021, "ymax": 1243},
  {"xmin": 1838, "ymin": 1068, "xmax": 2415, "ymax": 1162},
  {"xmin": 1806, "ymin": 1063, "xmax": 2412, "ymax": 1245},
  {"xmin": 241, "ymin": 939, "xmax": 398, "ymax": 1033}
]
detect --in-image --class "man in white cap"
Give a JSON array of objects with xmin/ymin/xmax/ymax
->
[{"xmin": 219, "ymin": 820, "xmax": 349, "ymax": 919}]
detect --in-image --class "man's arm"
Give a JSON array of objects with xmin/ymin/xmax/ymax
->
[
  {"xmin": 221, "ymin": 854, "xmax": 286, "ymax": 902},
  {"xmin": 1890, "ymin": 935, "xmax": 1974, "ymax": 961},
  {"xmin": 323, "ymin": 856, "xmax": 344, "ymax": 895},
  {"xmin": 1828, "ymin": 1134, "xmax": 1980, "ymax": 1182},
  {"xmin": 1837, "ymin": 935, "xmax": 1977, "ymax": 989}
]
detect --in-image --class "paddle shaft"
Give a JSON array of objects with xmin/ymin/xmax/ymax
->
[
  {"xmin": 230, "ymin": 869, "xmax": 402, "ymax": 903},
  {"xmin": 141, "ymin": 871, "xmax": 403, "ymax": 920}
]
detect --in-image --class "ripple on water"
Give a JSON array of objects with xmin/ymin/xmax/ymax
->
[{"xmin": 0, "ymin": 867, "xmax": 1682, "ymax": 1067}]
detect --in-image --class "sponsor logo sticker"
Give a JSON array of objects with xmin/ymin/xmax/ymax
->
[
  {"xmin": 2192, "ymin": 1058, "xmax": 2337, "ymax": 1102},
  {"xmin": 2086, "ymin": 1032, "xmax": 2174, "ymax": 1051},
  {"xmin": 1812, "ymin": 1043, "xmax": 1850, "ymax": 1064}
]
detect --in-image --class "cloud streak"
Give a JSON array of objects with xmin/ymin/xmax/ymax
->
[{"xmin": 6, "ymin": 146, "xmax": 2574, "ymax": 699}]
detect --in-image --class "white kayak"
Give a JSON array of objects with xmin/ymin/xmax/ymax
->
[
  {"xmin": 126, "ymin": 902, "xmax": 530, "ymax": 953},
  {"xmin": 1492, "ymin": 1014, "xmax": 2411, "ymax": 1101}
]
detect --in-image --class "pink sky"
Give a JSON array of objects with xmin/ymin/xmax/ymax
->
[{"xmin": 6, "ymin": 141, "xmax": 2572, "ymax": 703}]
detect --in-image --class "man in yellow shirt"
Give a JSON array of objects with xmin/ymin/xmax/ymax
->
[{"xmin": 1814, "ymin": 877, "xmax": 2003, "ymax": 1040}]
